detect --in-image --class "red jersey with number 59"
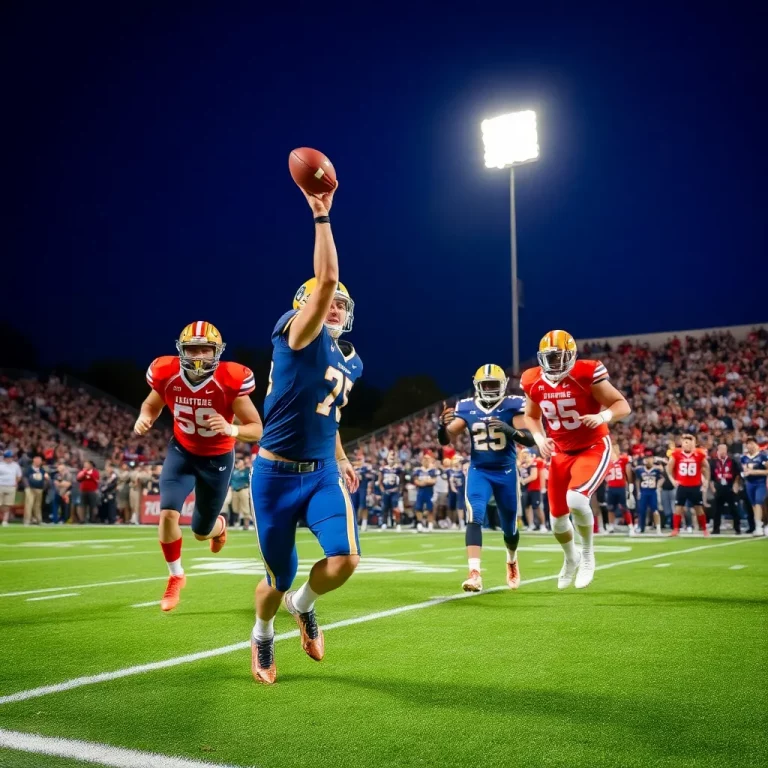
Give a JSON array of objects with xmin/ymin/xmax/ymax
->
[
  {"xmin": 521, "ymin": 359, "xmax": 610, "ymax": 452},
  {"xmin": 671, "ymin": 448, "xmax": 707, "ymax": 487},
  {"xmin": 606, "ymin": 454, "xmax": 630, "ymax": 487},
  {"xmin": 146, "ymin": 356, "xmax": 255, "ymax": 456}
]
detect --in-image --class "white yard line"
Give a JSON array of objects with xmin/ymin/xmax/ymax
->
[
  {"xmin": 654, "ymin": 563, "xmax": 672, "ymax": 568},
  {"xmin": 729, "ymin": 564, "xmax": 747, "ymax": 570},
  {"xmin": 130, "ymin": 600, "xmax": 161, "ymax": 608},
  {"xmin": 0, "ymin": 538, "xmax": 759, "ymax": 708},
  {"xmin": 0, "ymin": 729, "xmax": 250, "ymax": 768},
  {"xmin": 26, "ymin": 593, "xmax": 80, "ymax": 602}
]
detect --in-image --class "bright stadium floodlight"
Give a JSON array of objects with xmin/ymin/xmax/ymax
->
[{"xmin": 481, "ymin": 110, "xmax": 539, "ymax": 375}]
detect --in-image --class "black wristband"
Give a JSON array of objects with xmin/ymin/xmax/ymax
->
[
  {"xmin": 437, "ymin": 423, "xmax": 450, "ymax": 446},
  {"xmin": 314, "ymin": 215, "xmax": 331, "ymax": 224}
]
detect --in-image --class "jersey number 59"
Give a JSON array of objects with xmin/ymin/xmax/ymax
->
[{"xmin": 174, "ymin": 404, "xmax": 218, "ymax": 437}]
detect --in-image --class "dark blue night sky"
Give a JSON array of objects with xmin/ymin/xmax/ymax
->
[{"xmin": 4, "ymin": 2, "xmax": 765, "ymax": 394}]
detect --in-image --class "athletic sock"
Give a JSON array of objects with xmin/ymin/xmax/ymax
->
[
  {"xmin": 506, "ymin": 550, "xmax": 517, "ymax": 564},
  {"xmin": 468, "ymin": 557, "xmax": 481, "ymax": 573},
  {"xmin": 160, "ymin": 537, "xmax": 183, "ymax": 576},
  {"xmin": 292, "ymin": 581, "xmax": 320, "ymax": 613},
  {"xmin": 673, "ymin": 513, "xmax": 682, "ymax": 532},
  {"xmin": 253, "ymin": 617, "xmax": 274, "ymax": 641}
]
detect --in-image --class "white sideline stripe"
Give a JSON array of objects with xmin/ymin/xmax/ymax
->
[
  {"xmin": 0, "ymin": 571, "xmax": 226, "ymax": 599},
  {"xmin": 654, "ymin": 563, "xmax": 672, "ymax": 568},
  {"xmin": 0, "ymin": 538, "xmax": 758, "ymax": 708},
  {"xmin": 131, "ymin": 600, "xmax": 161, "ymax": 608},
  {"xmin": 26, "ymin": 592, "xmax": 79, "ymax": 602},
  {"xmin": 729, "ymin": 564, "xmax": 747, "ymax": 570},
  {"xmin": 0, "ymin": 728, "xmax": 249, "ymax": 768}
]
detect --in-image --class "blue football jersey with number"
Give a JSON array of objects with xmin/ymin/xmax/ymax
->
[
  {"xmin": 455, "ymin": 395, "xmax": 525, "ymax": 470},
  {"xmin": 380, "ymin": 465, "xmax": 401, "ymax": 492},
  {"xmin": 741, "ymin": 451, "xmax": 768, "ymax": 485},
  {"xmin": 259, "ymin": 310, "xmax": 363, "ymax": 461},
  {"xmin": 635, "ymin": 466, "xmax": 663, "ymax": 492}
]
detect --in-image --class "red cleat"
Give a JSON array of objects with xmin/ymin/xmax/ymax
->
[
  {"xmin": 160, "ymin": 574, "xmax": 186, "ymax": 612},
  {"xmin": 506, "ymin": 560, "xmax": 521, "ymax": 589},
  {"xmin": 702, "ymin": 529, "xmax": 711, "ymax": 538},
  {"xmin": 210, "ymin": 515, "xmax": 227, "ymax": 553},
  {"xmin": 670, "ymin": 530, "xmax": 679, "ymax": 537},
  {"xmin": 251, "ymin": 635, "xmax": 277, "ymax": 685}
]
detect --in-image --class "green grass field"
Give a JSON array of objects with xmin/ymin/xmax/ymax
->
[{"xmin": 0, "ymin": 525, "xmax": 766, "ymax": 768}]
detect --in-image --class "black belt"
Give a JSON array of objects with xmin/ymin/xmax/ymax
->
[{"xmin": 274, "ymin": 459, "xmax": 321, "ymax": 473}]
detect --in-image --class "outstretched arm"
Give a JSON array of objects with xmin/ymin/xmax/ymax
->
[{"xmin": 288, "ymin": 187, "xmax": 340, "ymax": 351}]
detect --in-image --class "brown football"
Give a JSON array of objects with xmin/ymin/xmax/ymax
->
[{"xmin": 288, "ymin": 147, "xmax": 337, "ymax": 195}]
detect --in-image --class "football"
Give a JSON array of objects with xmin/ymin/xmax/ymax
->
[{"xmin": 289, "ymin": 147, "xmax": 337, "ymax": 195}]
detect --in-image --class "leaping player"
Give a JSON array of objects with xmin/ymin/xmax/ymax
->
[
  {"xmin": 438, "ymin": 364, "xmax": 535, "ymax": 592},
  {"xmin": 521, "ymin": 331, "xmax": 631, "ymax": 589},
  {"xmin": 249, "ymin": 182, "xmax": 363, "ymax": 685},
  {"xmin": 134, "ymin": 322, "xmax": 263, "ymax": 611}
]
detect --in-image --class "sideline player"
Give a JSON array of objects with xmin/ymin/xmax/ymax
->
[
  {"xmin": 413, "ymin": 454, "xmax": 439, "ymax": 532},
  {"xmin": 605, "ymin": 446, "xmax": 633, "ymax": 533},
  {"xmin": 634, "ymin": 452, "xmax": 664, "ymax": 534},
  {"xmin": 378, "ymin": 453, "xmax": 402, "ymax": 531},
  {"xmin": 522, "ymin": 331, "xmax": 631, "ymax": 589},
  {"xmin": 667, "ymin": 434, "xmax": 710, "ymax": 536},
  {"xmin": 439, "ymin": 364, "xmax": 535, "ymax": 592},
  {"xmin": 741, "ymin": 436, "xmax": 767, "ymax": 536},
  {"xmin": 249, "ymin": 183, "xmax": 363, "ymax": 685},
  {"xmin": 352, "ymin": 450, "xmax": 375, "ymax": 532},
  {"xmin": 135, "ymin": 322, "xmax": 262, "ymax": 611}
]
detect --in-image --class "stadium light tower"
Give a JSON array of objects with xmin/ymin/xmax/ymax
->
[{"xmin": 481, "ymin": 110, "xmax": 539, "ymax": 375}]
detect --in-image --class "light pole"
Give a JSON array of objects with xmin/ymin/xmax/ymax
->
[{"xmin": 481, "ymin": 110, "xmax": 539, "ymax": 375}]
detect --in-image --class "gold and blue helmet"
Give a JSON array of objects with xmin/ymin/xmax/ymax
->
[
  {"xmin": 175, "ymin": 321, "xmax": 225, "ymax": 375},
  {"xmin": 293, "ymin": 278, "xmax": 354, "ymax": 338},
  {"xmin": 473, "ymin": 364, "xmax": 508, "ymax": 406}
]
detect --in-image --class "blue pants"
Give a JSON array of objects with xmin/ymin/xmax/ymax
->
[
  {"xmin": 606, "ymin": 486, "xmax": 627, "ymax": 511},
  {"xmin": 414, "ymin": 487, "xmax": 433, "ymax": 512},
  {"xmin": 661, "ymin": 489, "xmax": 675, "ymax": 526},
  {"xmin": 448, "ymin": 490, "xmax": 465, "ymax": 511},
  {"xmin": 637, "ymin": 491, "xmax": 658, "ymax": 532},
  {"xmin": 745, "ymin": 482, "xmax": 766, "ymax": 507},
  {"xmin": 159, "ymin": 438, "xmax": 234, "ymax": 536},
  {"xmin": 381, "ymin": 491, "xmax": 399, "ymax": 514},
  {"xmin": 351, "ymin": 487, "xmax": 368, "ymax": 513},
  {"xmin": 466, "ymin": 465, "xmax": 518, "ymax": 537},
  {"xmin": 250, "ymin": 457, "xmax": 360, "ymax": 592}
]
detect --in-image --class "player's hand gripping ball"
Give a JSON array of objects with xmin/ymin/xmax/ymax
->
[{"xmin": 289, "ymin": 147, "xmax": 337, "ymax": 196}]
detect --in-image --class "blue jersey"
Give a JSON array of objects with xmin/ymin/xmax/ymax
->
[
  {"xmin": 455, "ymin": 395, "xmax": 525, "ymax": 469},
  {"xmin": 230, "ymin": 467, "xmax": 250, "ymax": 491},
  {"xmin": 379, "ymin": 465, "xmax": 400, "ymax": 492},
  {"xmin": 635, "ymin": 466, "xmax": 663, "ymax": 493},
  {"xmin": 260, "ymin": 310, "xmax": 363, "ymax": 461},
  {"xmin": 741, "ymin": 451, "xmax": 768, "ymax": 485},
  {"xmin": 413, "ymin": 467, "xmax": 439, "ymax": 486},
  {"xmin": 448, "ymin": 468, "xmax": 465, "ymax": 493},
  {"xmin": 355, "ymin": 463, "xmax": 375, "ymax": 495}
]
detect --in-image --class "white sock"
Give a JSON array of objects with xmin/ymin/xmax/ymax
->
[
  {"xmin": 292, "ymin": 581, "xmax": 320, "ymax": 613},
  {"xmin": 253, "ymin": 617, "xmax": 274, "ymax": 641},
  {"xmin": 579, "ymin": 527, "xmax": 594, "ymax": 553},
  {"xmin": 167, "ymin": 559, "xmax": 183, "ymax": 577},
  {"xmin": 469, "ymin": 557, "xmax": 481, "ymax": 572},
  {"xmin": 506, "ymin": 549, "xmax": 517, "ymax": 564},
  {"xmin": 561, "ymin": 537, "xmax": 578, "ymax": 562}
]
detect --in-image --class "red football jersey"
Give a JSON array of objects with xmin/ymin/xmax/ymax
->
[
  {"xmin": 671, "ymin": 448, "xmax": 707, "ymax": 487},
  {"xmin": 605, "ymin": 454, "xmax": 630, "ymax": 488},
  {"xmin": 528, "ymin": 457, "xmax": 545, "ymax": 491},
  {"xmin": 146, "ymin": 356, "xmax": 255, "ymax": 456},
  {"xmin": 521, "ymin": 359, "xmax": 611, "ymax": 452}
]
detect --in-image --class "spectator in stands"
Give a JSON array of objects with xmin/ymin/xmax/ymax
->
[
  {"xmin": 23, "ymin": 455, "xmax": 47, "ymax": 525},
  {"xmin": 116, "ymin": 463, "xmax": 131, "ymax": 524},
  {"xmin": 0, "ymin": 450, "xmax": 22, "ymax": 526},
  {"xmin": 76, "ymin": 460, "xmax": 101, "ymax": 523},
  {"xmin": 710, "ymin": 443, "xmax": 741, "ymax": 534}
]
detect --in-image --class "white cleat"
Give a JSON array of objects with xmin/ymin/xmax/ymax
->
[
  {"xmin": 396, "ymin": 524, "xmax": 402, "ymax": 532},
  {"xmin": 575, "ymin": 549, "xmax": 595, "ymax": 589},
  {"xmin": 557, "ymin": 552, "xmax": 581, "ymax": 590},
  {"xmin": 462, "ymin": 569, "xmax": 483, "ymax": 592}
]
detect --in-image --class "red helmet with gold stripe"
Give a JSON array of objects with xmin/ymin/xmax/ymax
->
[{"xmin": 175, "ymin": 321, "xmax": 225, "ymax": 375}]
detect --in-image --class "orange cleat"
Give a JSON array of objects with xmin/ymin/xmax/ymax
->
[
  {"xmin": 702, "ymin": 529, "xmax": 711, "ymax": 538},
  {"xmin": 506, "ymin": 560, "xmax": 521, "ymax": 589},
  {"xmin": 160, "ymin": 574, "xmax": 186, "ymax": 612},
  {"xmin": 670, "ymin": 530, "xmax": 680, "ymax": 537},
  {"xmin": 251, "ymin": 635, "xmax": 277, "ymax": 685},
  {"xmin": 284, "ymin": 591, "xmax": 325, "ymax": 661},
  {"xmin": 209, "ymin": 515, "xmax": 227, "ymax": 553},
  {"xmin": 462, "ymin": 569, "xmax": 483, "ymax": 593}
]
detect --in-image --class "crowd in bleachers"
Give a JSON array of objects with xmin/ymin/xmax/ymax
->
[{"xmin": 1, "ymin": 328, "xmax": 766, "ymax": 531}]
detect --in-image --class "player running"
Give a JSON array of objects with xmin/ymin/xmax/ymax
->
[
  {"xmin": 249, "ymin": 182, "xmax": 363, "ymax": 685},
  {"xmin": 439, "ymin": 364, "xmax": 535, "ymax": 592},
  {"xmin": 521, "ymin": 331, "xmax": 631, "ymax": 589},
  {"xmin": 135, "ymin": 322, "xmax": 262, "ymax": 612},
  {"xmin": 667, "ymin": 434, "xmax": 710, "ymax": 536}
]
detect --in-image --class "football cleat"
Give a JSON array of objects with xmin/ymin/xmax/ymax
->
[
  {"xmin": 160, "ymin": 574, "xmax": 186, "ymax": 612},
  {"xmin": 284, "ymin": 591, "xmax": 325, "ymax": 661},
  {"xmin": 670, "ymin": 529, "xmax": 680, "ymax": 537},
  {"xmin": 574, "ymin": 550, "xmax": 595, "ymax": 589},
  {"xmin": 251, "ymin": 635, "xmax": 277, "ymax": 685},
  {"xmin": 209, "ymin": 515, "xmax": 227, "ymax": 553},
  {"xmin": 557, "ymin": 552, "xmax": 581, "ymax": 590},
  {"xmin": 462, "ymin": 569, "xmax": 483, "ymax": 593},
  {"xmin": 506, "ymin": 560, "xmax": 521, "ymax": 589}
]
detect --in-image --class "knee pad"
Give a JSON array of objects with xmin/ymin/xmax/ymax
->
[
  {"xmin": 550, "ymin": 514, "xmax": 573, "ymax": 534},
  {"xmin": 465, "ymin": 521, "xmax": 483, "ymax": 547},
  {"xmin": 503, "ymin": 529, "xmax": 520, "ymax": 551},
  {"xmin": 566, "ymin": 490, "xmax": 594, "ymax": 527}
]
